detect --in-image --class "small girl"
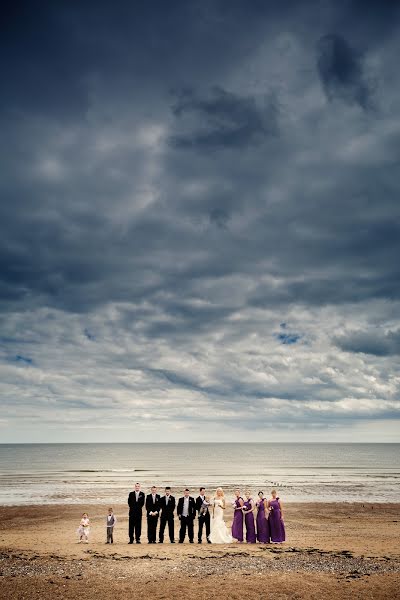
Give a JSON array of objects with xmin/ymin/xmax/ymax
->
[{"xmin": 77, "ymin": 512, "xmax": 90, "ymax": 543}]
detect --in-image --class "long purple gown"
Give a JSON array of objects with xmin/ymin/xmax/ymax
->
[
  {"xmin": 256, "ymin": 499, "xmax": 270, "ymax": 543},
  {"xmin": 231, "ymin": 497, "xmax": 244, "ymax": 542},
  {"xmin": 243, "ymin": 499, "xmax": 256, "ymax": 543},
  {"xmin": 268, "ymin": 497, "xmax": 286, "ymax": 543}
]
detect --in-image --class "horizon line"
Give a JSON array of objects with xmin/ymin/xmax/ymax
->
[{"xmin": 1, "ymin": 441, "xmax": 399, "ymax": 445}]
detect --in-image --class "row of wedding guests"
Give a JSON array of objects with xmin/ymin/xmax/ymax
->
[{"xmin": 127, "ymin": 483, "xmax": 285, "ymax": 544}]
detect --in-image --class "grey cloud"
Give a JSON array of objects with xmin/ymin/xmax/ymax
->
[{"xmin": 334, "ymin": 328, "xmax": 400, "ymax": 356}]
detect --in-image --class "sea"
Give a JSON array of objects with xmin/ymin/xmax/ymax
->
[{"xmin": 0, "ymin": 443, "xmax": 399, "ymax": 505}]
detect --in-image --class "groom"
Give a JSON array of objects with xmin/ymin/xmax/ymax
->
[
  {"xmin": 177, "ymin": 488, "xmax": 196, "ymax": 543},
  {"xmin": 196, "ymin": 487, "xmax": 211, "ymax": 544}
]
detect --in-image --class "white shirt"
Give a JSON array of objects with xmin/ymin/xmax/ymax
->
[
  {"xmin": 152, "ymin": 494, "xmax": 156, "ymax": 503},
  {"xmin": 135, "ymin": 491, "xmax": 139, "ymax": 500}
]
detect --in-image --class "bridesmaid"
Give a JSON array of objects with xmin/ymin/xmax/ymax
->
[
  {"xmin": 231, "ymin": 488, "xmax": 244, "ymax": 542},
  {"xmin": 242, "ymin": 489, "xmax": 256, "ymax": 543},
  {"xmin": 256, "ymin": 491, "xmax": 270, "ymax": 543},
  {"xmin": 267, "ymin": 489, "xmax": 285, "ymax": 543}
]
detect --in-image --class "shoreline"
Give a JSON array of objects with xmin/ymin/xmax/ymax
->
[{"xmin": 2, "ymin": 497, "xmax": 398, "ymax": 506}]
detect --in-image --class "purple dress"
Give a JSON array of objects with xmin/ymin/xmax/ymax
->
[
  {"xmin": 243, "ymin": 499, "xmax": 256, "ymax": 543},
  {"xmin": 256, "ymin": 499, "xmax": 270, "ymax": 543},
  {"xmin": 268, "ymin": 497, "xmax": 285, "ymax": 543},
  {"xmin": 231, "ymin": 497, "xmax": 244, "ymax": 542}
]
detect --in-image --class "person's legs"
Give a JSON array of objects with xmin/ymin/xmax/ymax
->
[
  {"xmin": 155, "ymin": 517, "xmax": 159, "ymax": 542},
  {"xmin": 129, "ymin": 515, "xmax": 134, "ymax": 542},
  {"xmin": 188, "ymin": 518, "xmax": 194, "ymax": 543},
  {"xmin": 147, "ymin": 517, "xmax": 158, "ymax": 544},
  {"xmin": 159, "ymin": 517, "xmax": 166, "ymax": 542},
  {"xmin": 198, "ymin": 516, "xmax": 204, "ymax": 542},
  {"xmin": 135, "ymin": 512, "xmax": 142, "ymax": 542},
  {"xmin": 168, "ymin": 516, "xmax": 175, "ymax": 542},
  {"xmin": 205, "ymin": 513, "xmax": 211, "ymax": 541},
  {"xmin": 179, "ymin": 517, "xmax": 187, "ymax": 542}
]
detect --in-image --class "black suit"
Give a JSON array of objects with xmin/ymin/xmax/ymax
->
[
  {"xmin": 158, "ymin": 494, "xmax": 176, "ymax": 543},
  {"xmin": 196, "ymin": 495, "xmax": 211, "ymax": 542},
  {"xmin": 145, "ymin": 493, "xmax": 161, "ymax": 543},
  {"xmin": 177, "ymin": 496, "xmax": 196, "ymax": 543},
  {"xmin": 128, "ymin": 490, "xmax": 145, "ymax": 542}
]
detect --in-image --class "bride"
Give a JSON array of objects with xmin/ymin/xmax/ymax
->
[{"xmin": 209, "ymin": 487, "xmax": 233, "ymax": 544}]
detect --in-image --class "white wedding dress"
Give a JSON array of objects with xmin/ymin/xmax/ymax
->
[{"xmin": 209, "ymin": 498, "xmax": 233, "ymax": 544}]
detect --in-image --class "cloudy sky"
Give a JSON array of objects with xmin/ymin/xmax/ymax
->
[{"xmin": 1, "ymin": 0, "xmax": 400, "ymax": 442}]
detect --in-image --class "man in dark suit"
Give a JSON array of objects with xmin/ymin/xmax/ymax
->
[
  {"xmin": 177, "ymin": 488, "xmax": 196, "ymax": 543},
  {"xmin": 196, "ymin": 487, "xmax": 211, "ymax": 543},
  {"xmin": 128, "ymin": 482, "xmax": 145, "ymax": 543},
  {"xmin": 145, "ymin": 486, "xmax": 161, "ymax": 543},
  {"xmin": 158, "ymin": 486, "xmax": 176, "ymax": 543}
]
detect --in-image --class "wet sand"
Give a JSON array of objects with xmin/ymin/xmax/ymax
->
[{"xmin": 1, "ymin": 503, "xmax": 399, "ymax": 599}]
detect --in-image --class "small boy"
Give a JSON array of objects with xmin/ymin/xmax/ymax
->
[
  {"xmin": 106, "ymin": 507, "xmax": 117, "ymax": 544},
  {"xmin": 198, "ymin": 495, "xmax": 211, "ymax": 518}
]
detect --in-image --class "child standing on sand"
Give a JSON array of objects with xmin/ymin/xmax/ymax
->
[
  {"xmin": 77, "ymin": 512, "xmax": 90, "ymax": 543},
  {"xmin": 106, "ymin": 507, "xmax": 117, "ymax": 544}
]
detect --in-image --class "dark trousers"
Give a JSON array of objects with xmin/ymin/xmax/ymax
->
[
  {"xmin": 179, "ymin": 516, "xmax": 194, "ymax": 542},
  {"xmin": 159, "ymin": 516, "xmax": 175, "ymax": 542},
  {"xmin": 107, "ymin": 526, "xmax": 114, "ymax": 543},
  {"xmin": 198, "ymin": 513, "xmax": 211, "ymax": 541},
  {"xmin": 129, "ymin": 511, "xmax": 142, "ymax": 542},
  {"xmin": 147, "ymin": 515, "xmax": 158, "ymax": 542}
]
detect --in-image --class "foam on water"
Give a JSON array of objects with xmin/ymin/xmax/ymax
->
[{"xmin": 0, "ymin": 443, "xmax": 399, "ymax": 505}]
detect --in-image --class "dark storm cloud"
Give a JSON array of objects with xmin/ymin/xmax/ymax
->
[
  {"xmin": 170, "ymin": 87, "xmax": 278, "ymax": 149},
  {"xmin": 1, "ymin": 0, "xmax": 400, "ymax": 440},
  {"xmin": 316, "ymin": 34, "xmax": 373, "ymax": 109},
  {"xmin": 1, "ymin": 0, "xmax": 399, "ymax": 318},
  {"xmin": 0, "ymin": 1, "xmax": 89, "ymax": 117},
  {"xmin": 0, "ymin": 0, "xmax": 278, "ymax": 120},
  {"xmin": 334, "ymin": 328, "xmax": 400, "ymax": 356}
]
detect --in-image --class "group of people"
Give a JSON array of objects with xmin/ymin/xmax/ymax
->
[
  {"xmin": 76, "ymin": 484, "xmax": 285, "ymax": 545},
  {"xmin": 127, "ymin": 483, "xmax": 285, "ymax": 545}
]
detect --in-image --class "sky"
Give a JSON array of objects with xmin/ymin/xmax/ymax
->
[{"xmin": 1, "ymin": 0, "xmax": 400, "ymax": 443}]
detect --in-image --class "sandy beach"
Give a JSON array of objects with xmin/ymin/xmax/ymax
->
[{"xmin": 1, "ymin": 502, "xmax": 399, "ymax": 599}]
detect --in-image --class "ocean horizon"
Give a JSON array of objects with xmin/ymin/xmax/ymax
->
[{"xmin": 1, "ymin": 442, "xmax": 399, "ymax": 505}]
